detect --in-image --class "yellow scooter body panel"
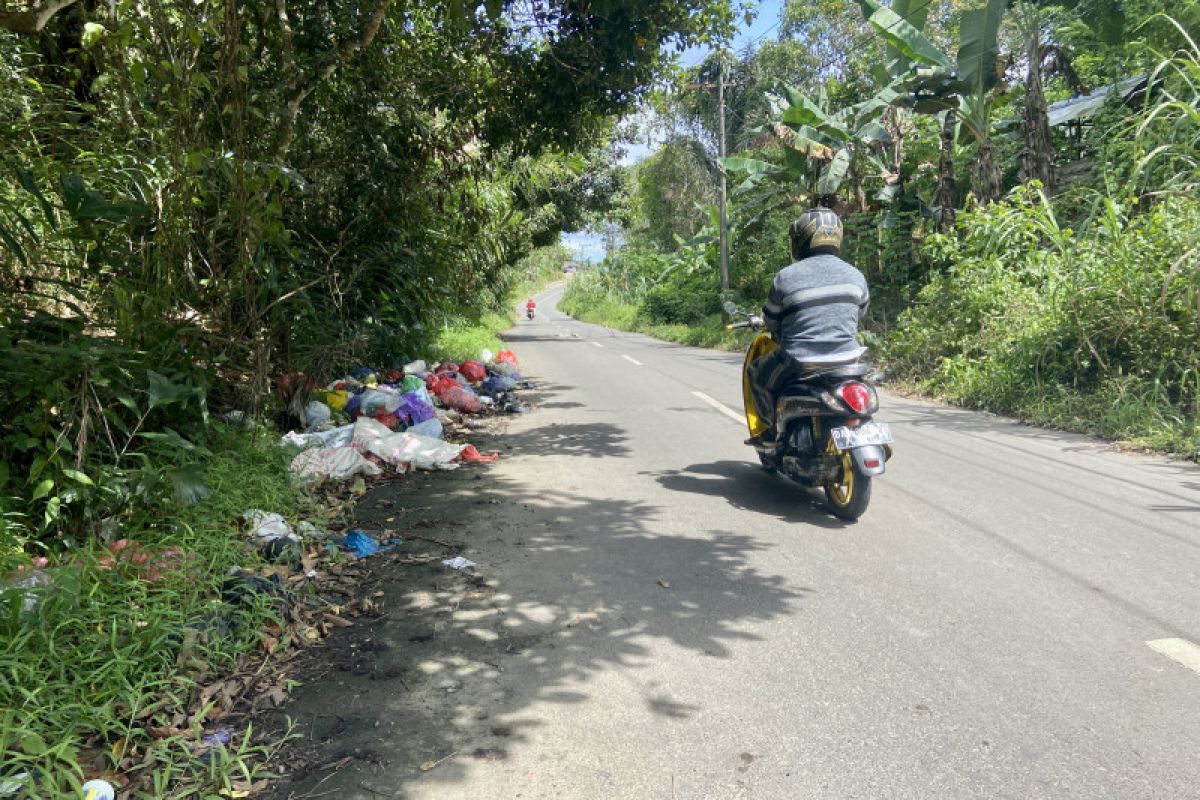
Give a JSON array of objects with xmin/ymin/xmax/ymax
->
[{"xmin": 741, "ymin": 332, "xmax": 779, "ymax": 437}]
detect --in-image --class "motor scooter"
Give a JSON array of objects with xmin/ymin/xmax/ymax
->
[{"xmin": 726, "ymin": 302, "xmax": 893, "ymax": 520}]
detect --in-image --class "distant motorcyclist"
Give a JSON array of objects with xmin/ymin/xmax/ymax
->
[
  {"xmin": 525, "ymin": 298, "xmax": 536, "ymax": 319},
  {"xmin": 746, "ymin": 208, "xmax": 869, "ymax": 445}
]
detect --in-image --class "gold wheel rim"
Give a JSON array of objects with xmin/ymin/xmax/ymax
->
[{"xmin": 825, "ymin": 439, "xmax": 855, "ymax": 506}]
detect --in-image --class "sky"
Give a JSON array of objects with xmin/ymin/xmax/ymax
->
[{"xmin": 561, "ymin": 0, "xmax": 786, "ymax": 264}]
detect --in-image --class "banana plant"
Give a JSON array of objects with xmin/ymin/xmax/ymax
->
[
  {"xmin": 719, "ymin": 80, "xmax": 899, "ymax": 235},
  {"xmin": 860, "ymin": 0, "xmax": 1009, "ymax": 205}
]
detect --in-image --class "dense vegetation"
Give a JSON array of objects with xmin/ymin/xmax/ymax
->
[
  {"xmin": 0, "ymin": 1, "xmax": 733, "ymax": 794},
  {"xmin": 563, "ymin": 0, "xmax": 1200, "ymax": 457}
]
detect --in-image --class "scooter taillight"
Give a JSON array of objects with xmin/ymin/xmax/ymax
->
[{"xmin": 835, "ymin": 381, "xmax": 877, "ymax": 414}]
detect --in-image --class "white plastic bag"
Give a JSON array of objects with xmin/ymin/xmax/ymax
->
[
  {"xmin": 352, "ymin": 417, "xmax": 393, "ymax": 447},
  {"xmin": 241, "ymin": 510, "xmax": 299, "ymax": 544},
  {"xmin": 280, "ymin": 423, "xmax": 353, "ymax": 450},
  {"xmin": 406, "ymin": 417, "xmax": 444, "ymax": 439},
  {"xmin": 366, "ymin": 431, "xmax": 464, "ymax": 471},
  {"xmin": 290, "ymin": 446, "xmax": 382, "ymax": 485},
  {"xmin": 359, "ymin": 388, "xmax": 401, "ymax": 417}
]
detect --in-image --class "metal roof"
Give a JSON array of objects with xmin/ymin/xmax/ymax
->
[{"xmin": 1046, "ymin": 75, "xmax": 1148, "ymax": 127}]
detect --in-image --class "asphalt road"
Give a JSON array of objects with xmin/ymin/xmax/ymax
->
[{"xmin": 274, "ymin": 285, "xmax": 1200, "ymax": 800}]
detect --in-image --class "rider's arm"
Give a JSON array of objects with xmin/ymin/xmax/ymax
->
[{"xmin": 762, "ymin": 274, "xmax": 786, "ymax": 336}]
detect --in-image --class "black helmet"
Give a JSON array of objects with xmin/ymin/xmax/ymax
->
[{"xmin": 789, "ymin": 207, "xmax": 843, "ymax": 260}]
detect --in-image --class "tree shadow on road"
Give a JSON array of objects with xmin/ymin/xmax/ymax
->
[{"xmin": 263, "ymin": 399, "xmax": 806, "ymax": 799}]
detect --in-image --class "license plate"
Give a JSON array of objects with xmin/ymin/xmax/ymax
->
[{"xmin": 830, "ymin": 422, "xmax": 893, "ymax": 449}]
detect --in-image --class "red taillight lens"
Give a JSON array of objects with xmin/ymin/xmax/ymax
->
[{"xmin": 835, "ymin": 381, "xmax": 875, "ymax": 414}]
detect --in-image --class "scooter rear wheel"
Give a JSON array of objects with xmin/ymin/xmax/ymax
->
[
  {"xmin": 823, "ymin": 445, "xmax": 871, "ymax": 521},
  {"xmin": 757, "ymin": 452, "xmax": 777, "ymax": 475}
]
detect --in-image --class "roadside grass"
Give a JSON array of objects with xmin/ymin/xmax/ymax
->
[
  {"xmin": 887, "ymin": 370, "xmax": 1200, "ymax": 461},
  {"xmin": 434, "ymin": 247, "xmax": 569, "ymax": 361},
  {"xmin": 0, "ymin": 425, "xmax": 298, "ymax": 797},
  {"xmin": 559, "ymin": 294, "xmax": 747, "ymax": 351}
]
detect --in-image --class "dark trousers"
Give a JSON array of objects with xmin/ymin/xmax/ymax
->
[{"xmin": 747, "ymin": 349, "xmax": 801, "ymax": 435}]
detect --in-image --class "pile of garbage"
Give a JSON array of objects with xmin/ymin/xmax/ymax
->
[{"xmin": 279, "ymin": 349, "xmax": 525, "ymax": 485}]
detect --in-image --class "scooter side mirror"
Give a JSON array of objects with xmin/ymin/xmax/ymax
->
[{"xmin": 722, "ymin": 300, "xmax": 738, "ymax": 315}]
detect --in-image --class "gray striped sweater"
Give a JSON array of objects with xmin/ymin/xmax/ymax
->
[{"xmin": 762, "ymin": 254, "xmax": 869, "ymax": 365}]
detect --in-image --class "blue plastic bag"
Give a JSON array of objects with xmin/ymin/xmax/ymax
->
[{"xmin": 340, "ymin": 529, "xmax": 401, "ymax": 558}]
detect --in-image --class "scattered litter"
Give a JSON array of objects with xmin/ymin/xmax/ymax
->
[
  {"xmin": 97, "ymin": 539, "xmax": 189, "ymax": 581},
  {"xmin": 82, "ymin": 779, "xmax": 115, "ymax": 800},
  {"xmin": 297, "ymin": 521, "xmax": 327, "ymax": 540},
  {"xmin": 241, "ymin": 510, "xmax": 299, "ymax": 545},
  {"xmin": 0, "ymin": 772, "xmax": 31, "ymax": 797},
  {"xmin": 657, "ymin": 579, "xmax": 671, "ymax": 589},
  {"xmin": 441, "ymin": 556, "xmax": 476, "ymax": 571},
  {"xmin": 340, "ymin": 529, "xmax": 400, "ymax": 558},
  {"xmin": 459, "ymin": 445, "xmax": 499, "ymax": 464},
  {"xmin": 0, "ymin": 569, "xmax": 52, "ymax": 613},
  {"xmin": 419, "ymin": 750, "xmax": 459, "ymax": 772}
]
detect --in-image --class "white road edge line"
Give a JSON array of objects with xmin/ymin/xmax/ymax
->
[
  {"xmin": 1147, "ymin": 638, "xmax": 1200, "ymax": 675},
  {"xmin": 591, "ymin": 342, "xmax": 604, "ymax": 349},
  {"xmin": 622, "ymin": 354, "xmax": 644, "ymax": 366},
  {"xmin": 691, "ymin": 391, "xmax": 746, "ymax": 425}
]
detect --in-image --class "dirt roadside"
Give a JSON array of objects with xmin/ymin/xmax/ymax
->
[{"xmin": 257, "ymin": 383, "xmax": 590, "ymax": 800}]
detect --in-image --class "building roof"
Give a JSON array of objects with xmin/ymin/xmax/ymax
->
[{"xmin": 1046, "ymin": 75, "xmax": 1148, "ymax": 127}]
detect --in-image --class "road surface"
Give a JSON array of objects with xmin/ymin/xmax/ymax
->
[{"xmin": 271, "ymin": 286, "xmax": 1200, "ymax": 800}]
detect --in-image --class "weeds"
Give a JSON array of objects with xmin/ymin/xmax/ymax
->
[{"xmin": 0, "ymin": 426, "xmax": 298, "ymax": 797}]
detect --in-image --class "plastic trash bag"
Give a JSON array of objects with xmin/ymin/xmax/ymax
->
[
  {"xmin": 459, "ymin": 445, "xmax": 499, "ymax": 463},
  {"xmin": 459, "ymin": 360, "xmax": 486, "ymax": 383},
  {"xmin": 396, "ymin": 391, "xmax": 437, "ymax": 425},
  {"xmin": 488, "ymin": 361, "xmax": 521, "ymax": 379},
  {"xmin": 404, "ymin": 359, "xmax": 428, "ymax": 375},
  {"xmin": 442, "ymin": 384, "xmax": 483, "ymax": 413},
  {"xmin": 352, "ymin": 416, "xmax": 393, "ymax": 447},
  {"xmin": 290, "ymin": 447, "xmax": 382, "ymax": 485},
  {"xmin": 280, "ymin": 423, "xmax": 354, "ymax": 450},
  {"xmin": 340, "ymin": 529, "xmax": 398, "ymax": 558},
  {"xmin": 496, "ymin": 350, "xmax": 519, "ymax": 368},
  {"xmin": 481, "ymin": 375, "xmax": 517, "ymax": 394},
  {"xmin": 401, "ymin": 375, "xmax": 426, "ymax": 394},
  {"xmin": 304, "ymin": 400, "xmax": 331, "ymax": 430},
  {"xmin": 359, "ymin": 388, "xmax": 401, "ymax": 417},
  {"xmin": 320, "ymin": 390, "xmax": 351, "ymax": 413},
  {"xmin": 241, "ymin": 510, "xmax": 299, "ymax": 544},
  {"xmin": 367, "ymin": 431, "xmax": 465, "ymax": 470},
  {"xmin": 480, "ymin": 348, "xmax": 494, "ymax": 363},
  {"xmin": 426, "ymin": 373, "xmax": 459, "ymax": 398},
  {"xmin": 406, "ymin": 417, "xmax": 444, "ymax": 439}
]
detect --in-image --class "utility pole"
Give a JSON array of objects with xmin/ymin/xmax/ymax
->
[{"xmin": 717, "ymin": 56, "xmax": 730, "ymax": 298}]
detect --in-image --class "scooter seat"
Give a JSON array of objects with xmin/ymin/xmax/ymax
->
[{"xmin": 794, "ymin": 361, "xmax": 871, "ymax": 378}]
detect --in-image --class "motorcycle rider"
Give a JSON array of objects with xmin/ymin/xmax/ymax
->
[
  {"xmin": 746, "ymin": 207, "xmax": 869, "ymax": 446},
  {"xmin": 525, "ymin": 298, "xmax": 536, "ymax": 318}
]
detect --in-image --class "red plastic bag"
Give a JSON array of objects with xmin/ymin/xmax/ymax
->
[
  {"xmin": 496, "ymin": 350, "xmax": 519, "ymax": 368},
  {"xmin": 459, "ymin": 360, "xmax": 486, "ymax": 383},
  {"xmin": 442, "ymin": 385, "xmax": 483, "ymax": 413},
  {"xmin": 459, "ymin": 445, "xmax": 499, "ymax": 463},
  {"xmin": 425, "ymin": 373, "xmax": 459, "ymax": 398}
]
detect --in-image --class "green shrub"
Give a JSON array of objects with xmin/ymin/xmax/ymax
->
[{"xmin": 885, "ymin": 185, "xmax": 1200, "ymax": 457}]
